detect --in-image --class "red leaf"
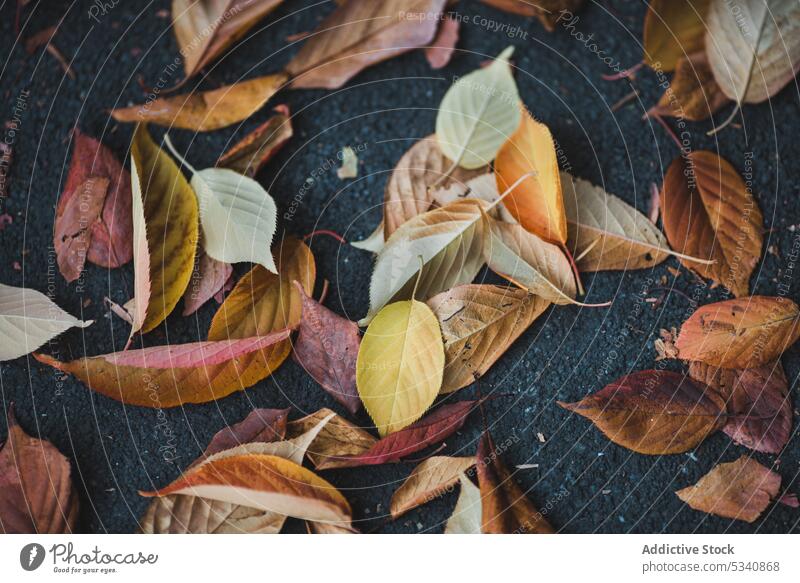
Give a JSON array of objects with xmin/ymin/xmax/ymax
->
[
  {"xmin": 201, "ymin": 408, "xmax": 290, "ymax": 461},
  {"xmin": 425, "ymin": 16, "xmax": 459, "ymax": 70},
  {"xmin": 292, "ymin": 281, "xmax": 361, "ymax": 414}
]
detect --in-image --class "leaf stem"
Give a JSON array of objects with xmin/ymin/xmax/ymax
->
[
  {"xmin": 560, "ymin": 242, "xmax": 585, "ymax": 296},
  {"xmin": 303, "ymin": 229, "xmax": 347, "ymax": 244}
]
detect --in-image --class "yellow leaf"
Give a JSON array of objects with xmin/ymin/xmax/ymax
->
[
  {"xmin": 207, "ymin": 237, "xmax": 315, "ymax": 382},
  {"xmin": 356, "ymin": 300, "xmax": 444, "ymax": 436},
  {"xmin": 643, "ymin": 0, "xmax": 711, "ymax": 72},
  {"xmin": 129, "ymin": 124, "xmax": 198, "ymax": 335}
]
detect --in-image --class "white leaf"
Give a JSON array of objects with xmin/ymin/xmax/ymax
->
[
  {"xmin": 351, "ymin": 221, "xmax": 385, "ymax": 254},
  {"xmin": 436, "ymin": 46, "xmax": 521, "ymax": 169},
  {"xmin": 444, "ymin": 474, "xmax": 482, "ymax": 534},
  {"xmin": 0, "ymin": 283, "xmax": 92, "ymax": 361}
]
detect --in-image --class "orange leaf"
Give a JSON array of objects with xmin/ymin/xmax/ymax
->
[{"xmin": 495, "ymin": 108, "xmax": 567, "ymax": 244}]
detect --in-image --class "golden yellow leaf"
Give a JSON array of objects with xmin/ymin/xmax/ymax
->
[
  {"xmin": 643, "ymin": 0, "xmax": 711, "ymax": 72},
  {"xmin": 390, "ymin": 456, "xmax": 475, "ymax": 518},
  {"xmin": 356, "ymin": 300, "xmax": 444, "ymax": 436}
]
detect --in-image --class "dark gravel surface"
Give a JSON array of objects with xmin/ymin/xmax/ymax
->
[{"xmin": 1, "ymin": 0, "xmax": 799, "ymax": 534}]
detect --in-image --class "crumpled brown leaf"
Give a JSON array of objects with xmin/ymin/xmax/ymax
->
[{"xmin": 216, "ymin": 105, "xmax": 293, "ymax": 178}]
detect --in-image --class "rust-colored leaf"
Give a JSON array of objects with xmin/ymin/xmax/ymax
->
[
  {"xmin": 676, "ymin": 456, "xmax": 781, "ymax": 523},
  {"xmin": 182, "ymin": 252, "xmax": 233, "ymax": 316},
  {"xmin": 479, "ymin": 0, "xmax": 584, "ymax": 31},
  {"xmin": 216, "ymin": 105, "xmax": 293, "ymax": 178},
  {"xmin": 285, "ymin": 409, "xmax": 378, "ymax": 470},
  {"xmin": 425, "ymin": 15, "xmax": 459, "ymax": 69},
  {"xmin": 208, "ymin": 237, "xmax": 315, "ymax": 385},
  {"xmin": 201, "ymin": 408, "xmax": 290, "ymax": 461},
  {"xmin": 55, "ymin": 129, "xmax": 132, "ymax": 281},
  {"xmin": 689, "ymin": 361, "xmax": 791, "ymax": 454},
  {"xmin": 0, "ymin": 407, "xmax": 78, "ymax": 534},
  {"xmin": 292, "ymin": 282, "xmax": 361, "ymax": 415},
  {"xmin": 660, "ymin": 151, "xmax": 763, "ymax": 297},
  {"xmin": 111, "ymin": 73, "xmax": 287, "ymax": 131},
  {"xmin": 286, "ymin": 0, "xmax": 447, "ymax": 89},
  {"xmin": 559, "ymin": 370, "xmax": 726, "ymax": 454},
  {"xmin": 390, "ymin": 456, "xmax": 475, "ymax": 518},
  {"xmin": 34, "ymin": 331, "xmax": 292, "ymax": 408},
  {"xmin": 477, "ymin": 432, "xmax": 553, "ymax": 534},
  {"xmin": 675, "ymin": 296, "xmax": 800, "ymax": 369},
  {"xmin": 649, "ymin": 51, "xmax": 731, "ymax": 121}
]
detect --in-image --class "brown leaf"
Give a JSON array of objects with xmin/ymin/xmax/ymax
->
[
  {"xmin": 292, "ymin": 282, "xmax": 361, "ymax": 414},
  {"xmin": 172, "ymin": 0, "xmax": 286, "ymax": 81},
  {"xmin": 660, "ymin": 151, "xmax": 763, "ymax": 297},
  {"xmin": 286, "ymin": 0, "xmax": 447, "ymax": 89},
  {"xmin": 208, "ymin": 237, "xmax": 315, "ymax": 384},
  {"xmin": 479, "ymin": 0, "xmax": 583, "ymax": 31},
  {"xmin": 0, "ymin": 407, "xmax": 78, "ymax": 533},
  {"xmin": 286, "ymin": 409, "xmax": 378, "ymax": 470},
  {"xmin": 676, "ymin": 456, "xmax": 781, "ymax": 523},
  {"xmin": 383, "ymin": 135, "xmax": 486, "ymax": 239},
  {"xmin": 675, "ymin": 296, "xmax": 800, "ymax": 369},
  {"xmin": 425, "ymin": 15, "xmax": 459, "ymax": 69},
  {"xmin": 649, "ymin": 51, "xmax": 731, "ymax": 121},
  {"xmin": 182, "ymin": 252, "xmax": 233, "ymax": 316},
  {"xmin": 111, "ymin": 73, "xmax": 287, "ymax": 131},
  {"xmin": 642, "ymin": 0, "xmax": 710, "ymax": 71},
  {"xmin": 477, "ymin": 432, "xmax": 553, "ymax": 534},
  {"xmin": 55, "ymin": 129, "xmax": 133, "ymax": 281},
  {"xmin": 216, "ymin": 104, "xmax": 293, "ymax": 178},
  {"xmin": 559, "ymin": 370, "xmax": 726, "ymax": 454},
  {"xmin": 428, "ymin": 284, "xmax": 549, "ymax": 393},
  {"xmin": 390, "ymin": 456, "xmax": 474, "ymax": 518},
  {"xmin": 688, "ymin": 361, "xmax": 791, "ymax": 454}
]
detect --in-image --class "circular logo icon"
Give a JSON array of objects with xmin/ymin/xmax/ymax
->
[{"xmin": 20, "ymin": 543, "xmax": 46, "ymax": 571}]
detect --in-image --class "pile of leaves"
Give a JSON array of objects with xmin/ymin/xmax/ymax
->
[{"xmin": 2, "ymin": 0, "xmax": 799, "ymax": 534}]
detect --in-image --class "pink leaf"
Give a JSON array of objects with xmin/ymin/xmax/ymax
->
[
  {"xmin": 425, "ymin": 16, "xmax": 459, "ymax": 70},
  {"xmin": 183, "ymin": 252, "xmax": 233, "ymax": 316}
]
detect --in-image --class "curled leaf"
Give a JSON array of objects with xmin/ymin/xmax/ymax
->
[
  {"xmin": 182, "ymin": 252, "xmax": 233, "ymax": 316},
  {"xmin": 285, "ymin": 408, "xmax": 378, "ymax": 470},
  {"xmin": 217, "ymin": 105, "xmax": 293, "ymax": 178},
  {"xmin": 391, "ymin": 456, "xmax": 475, "ymax": 518}
]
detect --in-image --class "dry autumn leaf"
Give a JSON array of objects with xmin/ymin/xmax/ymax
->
[
  {"xmin": 559, "ymin": 370, "xmax": 726, "ymax": 454},
  {"xmin": 182, "ymin": 252, "xmax": 233, "ymax": 316},
  {"xmin": 216, "ymin": 105, "xmax": 293, "ymax": 178},
  {"xmin": 357, "ymin": 299, "xmax": 444, "ymax": 436},
  {"xmin": 55, "ymin": 129, "xmax": 132, "ymax": 281},
  {"xmin": 208, "ymin": 236, "xmax": 315, "ymax": 384},
  {"xmin": 479, "ymin": 0, "xmax": 584, "ymax": 31},
  {"xmin": 292, "ymin": 281, "xmax": 361, "ymax": 414},
  {"xmin": 428, "ymin": 284, "xmax": 550, "ymax": 393},
  {"xmin": 111, "ymin": 74, "xmax": 287, "ymax": 131},
  {"xmin": 688, "ymin": 361, "xmax": 791, "ymax": 454},
  {"xmin": 390, "ymin": 456, "xmax": 475, "ymax": 518},
  {"xmin": 477, "ymin": 432, "xmax": 553, "ymax": 534},
  {"xmin": 0, "ymin": 407, "xmax": 78, "ymax": 533},
  {"xmin": 660, "ymin": 150, "xmax": 763, "ymax": 297},
  {"xmin": 172, "ymin": 0, "xmax": 286, "ymax": 81},
  {"xmin": 286, "ymin": 0, "xmax": 447, "ymax": 89},
  {"xmin": 201, "ymin": 408, "xmax": 290, "ymax": 459},
  {"xmin": 128, "ymin": 125, "xmax": 199, "ymax": 337},
  {"xmin": 649, "ymin": 51, "xmax": 731, "ymax": 121},
  {"xmin": 676, "ymin": 456, "xmax": 781, "ymax": 522},
  {"xmin": 643, "ymin": 0, "xmax": 711, "ymax": 71},
  {"xmin": 675, "ymin": 296, "xmax": 800, "ymax": 369},
  {"xmin": 285, "ymin": 408, "xmax": 378, "ymax": 470},
  {"xmin": 0, "ymin": 283, "xmax": 92, "ymax": 361},
  {"xmin": 445, "ymin": 474, "xmax": 482, "ymax": 533}
]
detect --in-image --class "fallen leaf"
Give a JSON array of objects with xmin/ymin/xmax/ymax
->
[
  {"xmin": 559, "ymin": 370, "xmax": 726, "ymax": 454},
  {"xmin": 660, "ymin": 151, "xmax": 763, "ymax": 297},
  {"xmin": 201, "ymin": 408, "xmax": 290, "ymax": 460},
  {"xmin": 128, "ymin": 125, "xmax": 199, "ymax": 336},
  {"xmin": 390, "ymin": 456, "xmax": 475, "ymax": 518},
  {"xmin": 111, "ymin": 73, "xmax": 287, "ymax": 131},
  {"xmin": 428, "ymin": 284, "xmax": 550, "ymax": 393},
  {"xmin": 34, "ymin": 330, "xmax": 292, "ymax": 407},
  {"xmin": 431, "ymin": 172, "xmax": 516, "ymax": 224},
  {"xmin": 383, "ymin": 135, "xmax": 485, "ymax": 239},
  {"xmin": 649, "ymin": 51, "xmax": 731, "ymax": 121},
  {"xmin": 143, "ymin": 454, "xmax": 352, "ymax": 524},
  {"xmin": 182, "ymin": 252, "xmax": 233, "ymax": 316},
  {"xmin": 0, "ymin": 406, "xmax": 78, "ymax": 533},
  {"xmin": 0, "ymin": 283, "xmax": 92, "ymax": 362},
  {"xmin": 676, "ymin": 456, "xmax": 781, "ymax": 522},
  {"xmin": 217, "ymin": 104, "xmax": 293, "ymax": 177},
  {"xmin": 483, "ymin": 214, "xmax": 577, "ymax": 304},
  {"xmin": 643, "ymin": 0, "xmax": 711, "ymax": 71},
  {"xmin": 495, "ymin": 107, "xmax": 566, "ymax": 244},
  {"xmin": 688, "ymin": 361, "xmax": 791, "ymax": 454},
  {"xmin": 479, "ymin": 0, "xmax": 584, "ymax": 31},
  {"xmin": 351, "ymin": 223, "xmax": 385, "ymax": 253},
  {"xmin": 55, "ymin": 129, "xmax": 133, "ymax": 280},
  {"xmin": 357, "ymin": 299, "xmax": 444, "ymax": 436},
  {"xmin": 425, "ymin": 15, "xmax": 459, "ymax": 69},
  {"xmin": 292, "ymin": 281, "xmax": 361, "ymax": 414},
  {"xmin": 320, "ymin": 400, "xmax": 478, "ymax": 468},
  {"xmin": 436, "ymin": 46, "xmax": 521, "ymax": 169},
  {"xmin": 285, "ymin": 408, "xmax": 378, "ymax": 470},
  {"xmin": 337, "ymin": 146, "xmax": 358, "ymax": 179},
  {"xmin": 208, "ymin": 237, "xmax": 315, "ymax": 384},
  {"xmin": 477, "ymin": 432, "xmax": 553, "ymax": 533},
  {"xmin": 444, "ymin": 474, "xmax": 482, "ymax": 533},
  {"xmin": 675, "ymin": 296, "xmax": 800, "ymax": 369},
  {"xmin": 563, "ymin": 172, "xmax": 675, "ymax": 272},
  {"xmin": 706, "ymin": 0, "xmax": 800, "ymax": 105},
  {"xmin": 286, "ymin": 0, "xmax": 447, "ymax": 89},
  {"xmin": 172, "ymin": 0, "xmax": 286, "ymax": 81},
  {"xmin": 364, "ymin": 199, "xmax": 487, "ymax": 323}
]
